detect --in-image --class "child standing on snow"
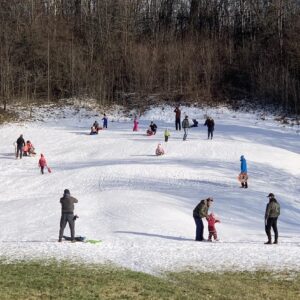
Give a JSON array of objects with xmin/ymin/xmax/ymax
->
[
  {"xmin": 207, "ymin": 213, "xmax": 220, "ymax": 241},
  {"xmin": 164, "ymin": 128, "xmax": 170, "ymax": 142},
  {"xmin": 133, "ymin": 116, "xmax": 139, "ymax": 131},
  {"xmin": 102, "ymin": 114, "xmax": 108, "ymax": 129},
  {"xmin": 38, "ymin": 154, "xmax": 47, "ymax": 174}
]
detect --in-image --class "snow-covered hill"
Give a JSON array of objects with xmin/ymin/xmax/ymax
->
[{"xmin": 0, "ymin": 105, "xmax": 299, "ymax": 274}]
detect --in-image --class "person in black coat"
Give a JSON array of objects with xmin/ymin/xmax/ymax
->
[
  {"xmin": 16, "ymin": 134, "xmax": 25, "ymax": 159},
  {"xmin": 204, "ymin": 117, "xmax": 215, "ymax": 139},
  {"xmin": 149, "ymin": 121, "xmax": 157, "ymax": 135}
]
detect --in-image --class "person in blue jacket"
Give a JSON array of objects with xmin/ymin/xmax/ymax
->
[
  {"xmin": 239, "ymin": 155, "xmax": 248, "ymax": 188},
  {"xmin": 102, "ymin": 114, "xmax": 108, "ymax": 129}
]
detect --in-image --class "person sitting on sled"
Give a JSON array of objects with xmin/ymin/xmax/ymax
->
[
  {"xmin": 150, "ymin": 121, "xmax": 157, "ymax": 134},
  {"xmin": 190, "ymin": 119, "xmax": 199, "ymax": 128},
  {"xmin": 155, "ymin": 143, "xmax": 165, "ymax": 156},
  {"xmin": 90, "ymin": 126, "xmax": 98, "ymax": 135},
  {"xmin": 93, "ymin": 121, "xmax": 102, "ymax": 132},
  {"xmin": 23, "ymin": 140, "xmax": 36, "ymax": 156},
  {"xmin": 207, "ymin": 213, "xmax": 220, "ymax": 241}
]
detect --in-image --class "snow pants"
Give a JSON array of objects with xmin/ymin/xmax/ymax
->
[
  {"xmin": 175, "ymin": 118, "xmax": 181, "ymax": 130},
  {"xmin": 40, "ymin": 166, "xmax": 44, "ymax": 174},
  {"xmin": 165, "ymin": 136, "xmax": 169, "ymax": 142},
  {"xmin": 208, "ymin": 129, "xmax": 214, "ymax": 139},
  {"xmin": 208, "ymin": 231, "xmax": 218, "ymax": 241},
  {"xmin": 59, "ymin": 213, "xmax": 75, "ymax": 241},
  {"xmin": 265, "ymin": 217, "xmax": 278, "ymax": 242},
  {"xmin": 194, "ymin": 217, "xmax": 204, "ymax": 241},
  {"xmin": 183, "ymin": 128, "xmax": 188, "ymax": 140},
  {"xmin": 16, "ymin": 146, "xmax": 23, "ymax": 159}
]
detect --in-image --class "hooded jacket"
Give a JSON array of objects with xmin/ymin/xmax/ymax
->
[
  {"xmin": 60, "ymin": 191, "xmax": 78, "ymax": 213},
  {"xmin": 240, "ymin": 156, "xmax": 247, "ymax": 173},
  {"xmin": 39, "ymin": 155, "xmax": 47, "ymax": 167},
  {"xmin": 193, "ymin": 200, "xmax": 210, "ymax": 218},
  {"xmin": 265, "ymin": 198, "xmax": 280, "ymax": 219}
]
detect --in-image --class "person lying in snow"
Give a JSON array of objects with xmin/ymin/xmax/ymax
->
[
  {"xmin": 206, "ymin": 213, "xmax": 220, "ymax": 241},
  {"xmin": 155, "ymin": 143, "xmax": 165, "ymax": 156},
  {"xmin": 23, "ymin": 140, "xmax": 36, "ymax": 156}
]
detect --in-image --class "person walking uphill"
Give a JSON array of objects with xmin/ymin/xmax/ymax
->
[
  {"xmin": 16, "ymin": 134, "xmax": 25, "ymax": 159},
  {"xmin": 174, "ymin": 106, "xmax": 181, "ymax": 131},
  {"xmin": 58, "ymin": 189, "xmax": 78, "ymax": 243},
  {"xmin": 182, "ymin": 116, "xmax": 190, "ymax": 141},
  {"xmin": 193, "ymin": 197, "xmax": 213, "ymax": 241},
  {"xmin": 204, "ymin": 117, "xmax": 215, "ymax": 139},
  {"xmin": 265, "ymin": 193, "xmax": 280, "ymax": 244},
  {"xmin": 38, "ymin": 154, "xmax": 47, "ymax": 174}
]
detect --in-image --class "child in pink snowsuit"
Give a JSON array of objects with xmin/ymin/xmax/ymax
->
[
  {"xmin": 38, "ymin": 154, "xmax": 47, "ymax": 174},
  {"xmin": 155, "ymin": 143, "xmax": 165, "ymax": 156},
  {"xmin": 133, "ymin": 117, "xmax": 139, "ymax": 131},
  {"xmin": 207, "ymin": 213, "xmax": 220, "ymax": 241}
]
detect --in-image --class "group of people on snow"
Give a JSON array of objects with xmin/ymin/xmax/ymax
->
[
  {"xmin": 193, "ymin": 193, "xmax": 280, "ymax": 244},
  {"xmin": 90, "ymin": 114, "xmax": 108, "ymax": 135},
  {"xmin": 15, "ymin": 135, "xmax": 36, "ymax": 159}
]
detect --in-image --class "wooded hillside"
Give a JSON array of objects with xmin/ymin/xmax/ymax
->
[{"xmin": 0, "ymin": 1, "xmax": 299, "ymax": 113}]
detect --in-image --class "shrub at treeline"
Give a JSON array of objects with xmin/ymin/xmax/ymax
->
[{"xmin": 0, "ymin": 1, "xmax": 299, "ymax": 113}]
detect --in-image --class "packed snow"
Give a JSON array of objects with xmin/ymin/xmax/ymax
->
[{"xmin": 0, "ymin": 104, "xmax": 299, "ymax": 274}]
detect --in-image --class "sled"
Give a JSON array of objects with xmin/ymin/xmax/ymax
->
[
  {"xmin": 63, "ymin": 236, "xmax": 101, "ymax": 244},
  {"xmin": 47, "ymin": 167, "xmax": 52, "ymax": 173}
]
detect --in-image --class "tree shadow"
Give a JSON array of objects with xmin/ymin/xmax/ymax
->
[{"xmin": 115, "ymin": 231, "xmax": 193, "ymax": 242}]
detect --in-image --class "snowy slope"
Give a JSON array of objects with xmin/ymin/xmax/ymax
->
[{"xmin": 0, "ymin": 105, "xmax": 299, "ymax": 274}]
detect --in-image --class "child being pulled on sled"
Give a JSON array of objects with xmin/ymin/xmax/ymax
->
[
  {"xmin": 206, "ymin": 213, "xmax": 220, "ymax": 241},
  {"xmin": 155, "ymin": 143, "xmax": 165, "ymax": 156}
]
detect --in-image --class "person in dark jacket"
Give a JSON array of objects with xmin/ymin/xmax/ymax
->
[
  {"xmin": 204, "ymin": 117, "xmax": 215, "ymax": 139},
  {"xmin": 149, "ymin": 121, "xmax": 157, "ymax": 135},
  {"xmin": 102, "ymin": 114, "xmax": 108, "ymax": 129},
  {"xmin": 190, "ymin": 119, "xmax": 198, "ymax": 128},
  {"xmin": 58, "ymin": 189, "xmax": 78, "ymax": 242},
  {"xmin": 16, "ymin": 134, "xmax": 25, "ymax": 159},
  {"xmin": 174, "ymin": 106, "xmax": 181, "ymax": 131},
  {"xmin": 193, "ymin": 197, "xmax": 213, "ymax": 241},
  {"xmin": 182, "ymin": 116, "xmax": 190, "ymax": 141},
  {"xmin": 265, "ymin": 193, "xmax": 280, "ymax": 244}
]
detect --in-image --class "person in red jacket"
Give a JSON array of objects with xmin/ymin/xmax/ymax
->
[
  {"xmin": 207, "ymin": 213, "xmax": 220, "ymax": 241},
  {"xmin": 38, "ymin": 154, "xmax": 47, "ymax": 174}
]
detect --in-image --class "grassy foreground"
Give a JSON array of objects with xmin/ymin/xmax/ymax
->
[{"xmin": 0, "ymin": 262, "xmax": 299, "ymax": 299}]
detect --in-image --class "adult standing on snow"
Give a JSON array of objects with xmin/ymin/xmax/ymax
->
[
  {"xmin": 174, "ymin": 106, "xmax": 181, "ymax": 131},
  {"xmin": 16, "ymin": 134, "xmax": 25, "ymax": 159},
  {"xmin": 239, "ymin": 155, "xmax": 248, "ymax": 188},
  {"xmin": 264, "ymin": 193, "xmax": 280, "ymax": 244},
  {"xmin": 182, "ymin": 116, "xmax": 190, "ymax": 141},
  {"xmin": 193, "ymin": 197, "xmax": 213, "ymax": 241},
  {"xmin": 204, "ymin": 117, "xmax": 215, "ymax": 139},
  {"xmin": 58, "ymin": 189, "xmax": 78, "ymax": 243}
]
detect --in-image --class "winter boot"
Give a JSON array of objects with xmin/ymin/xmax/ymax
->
[
  {"xmin": 264, "ymin": 241, "xmax": 272, "ymax": 244},
  {"xmin": 273, "ymin": 240, "xmax": 278, "ymax": 244},
  {"xmin": 244, "ymin": 182, "xmax": 248, "ymax": 188},
  {"xmin": 241, "ymin": 182, "xmax": 245, "ymax": 188}
]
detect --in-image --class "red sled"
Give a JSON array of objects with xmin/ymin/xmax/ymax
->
[{"xmin": 47, "ymin": 167, "xmax": 52, "ymax": 173}]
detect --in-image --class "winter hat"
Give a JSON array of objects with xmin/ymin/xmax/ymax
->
[
  {"xmin": 64, "ymin": 189, "xmax": 70, "ymax": 196},
  {"xmin": 40, "ymin": 154, "xmax": 44, "ymax": 157},
  {"xmin": 207, "ymin": 197, "xmax": 214, "ymax": 202},
  {"xmin": 240, "ymin": 155, "xmax": 244, "ymax": 160},
  {"xmin": 267, "ymin": 193, "xmax": 274, "ymax": 198}
]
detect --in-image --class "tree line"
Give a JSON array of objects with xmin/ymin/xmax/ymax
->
[{"xmin": 0, "ymin": 0, "xmax": 299, "ymax": 113}]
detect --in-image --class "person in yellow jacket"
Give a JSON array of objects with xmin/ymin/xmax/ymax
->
[{"xmin": 164, "ymin": 128, "xmax": 170, "ymax": 142}]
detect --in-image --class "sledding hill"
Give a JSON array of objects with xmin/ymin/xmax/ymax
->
[{"xmin": 0, "ymin": 105, "xmax": 299, "ymax": 274}]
